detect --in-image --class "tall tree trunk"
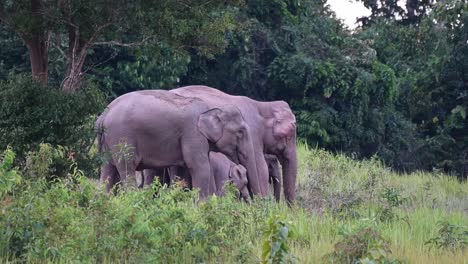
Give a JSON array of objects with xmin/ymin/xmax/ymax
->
[
  {"xmin": 25, "ymin": 0, "xmax": 49, "ymax": 85},
  {"xmin": 25, "ymin": 33, "xmax": 49, "ymax": 86},
  {"xmin": 61, "ymin": 58, "xmax": 86, "ymax": 93}
]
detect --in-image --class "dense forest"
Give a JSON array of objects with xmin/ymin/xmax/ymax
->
[
  {"xmin": 1, "ymin": 1, "xmax": 467, "ymax": 263},
  {"xmin": 0, "ymin": 0, "xmax": 467, "ymax": 178}
]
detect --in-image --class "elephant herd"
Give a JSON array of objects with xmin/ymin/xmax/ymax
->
[{"xmin": 96, "ymin": 86, "xmax": 298, "ymax": 203}]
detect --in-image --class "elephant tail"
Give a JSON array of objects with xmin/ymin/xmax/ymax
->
[{"xmin": 95, "ymin": 108, "xmax": 109, "ymax": 154}]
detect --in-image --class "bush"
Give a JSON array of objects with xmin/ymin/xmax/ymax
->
[
  {"xmin": 0, "ymin": 74, "xmax": 105, "ymax": 175},
  {"xmin": 323, "ymin": 227, "xmax": 405, "ymax": 264},
  {"xmin": 0, "ymin": 165, "xmax": 272, "ymax": 262},
  {"xmin": 262, "ymin": 215, "xmax": 297, "ymax": 264},
  {"xmin": 0, "ymin": 147, "xmax": 22, "ymax": 198},
  {"xmin": 376, "ymin": 187, "xmax": 408, "ymax": 223},
  {"xmin": 426, "ymin": 221, "xmax": 468, "ymax": 252},
  {"xmin": 24, "ymin": 143, "xmax": 75, "ymax": 181}
]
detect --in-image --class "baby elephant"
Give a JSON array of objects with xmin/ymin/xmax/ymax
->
[
  {"xmin": 140, "ymin": 152, "xmax": 250, "ymax": 201},
  {"xmin": 210, "ymin": 151, "xmax": 250, "ymax": 201}
]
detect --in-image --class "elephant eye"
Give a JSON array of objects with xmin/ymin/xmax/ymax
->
[{"xmin": 237, "ymin": 129, "xmax": 245, "ymax": 138}]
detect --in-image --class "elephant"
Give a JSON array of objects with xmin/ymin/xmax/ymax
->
[
  {"xmin": 141, "ymin": 154, "xmax": 280, "ymax": 202},
  {"xmin": 95, "ymin": 89, "xmax": 260, "ymax": 199},
  {"xmin": 265, "ymin": 154, "xmax": 282, "ymax": 202},
  {"xmin": 209, "ymin": 152, "xmax": 250, "ymax": 200},
  {"xmin": 137, "ymin": 168, "xmax": 172, "ymax": 188},
  {"xmin": 170, "ymin": 86, "xmax": 297, "ymax": 204},
  {"xmin": 140, "ymin": 152, "xmax": 250, "ymax": 200}
]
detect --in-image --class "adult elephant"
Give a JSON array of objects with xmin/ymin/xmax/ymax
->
[
  {"xmin": 170, "ymin": 86, "xmax": 297, "ymax": 204},
  {"xmin": 95, "ymin": 90, "xmax": 260, "ymax": 199}
]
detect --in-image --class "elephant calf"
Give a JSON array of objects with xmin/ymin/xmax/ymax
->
[
  {"xmin": 140, "ymin": 152, "xmax": 250, "ymax": 200},
  {"xmin": 209, "ymin": 152, "xmax": 250, "ymax": 201}
]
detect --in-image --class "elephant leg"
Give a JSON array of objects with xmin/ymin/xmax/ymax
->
[
  {"xmin": 114, "ymin": 160, "xmax": 137, "ymax": 190},
  {"xmin": 168, "ymin": 166, "xmax": 191, "ymax": 189},
  {"xmin": 100, "ymin": 163, "xmax": 120, "ymax": 193},
  {"xmin": 143, "ymin": 169, "xmax": 157, "ymax": 186},
  {"xmin": 136, "ymin": 171, "xmax": 145, "ymax": 188},
  {"xmin": 181, "ymin": 167, "xmax": 192, "ymax": 189},
  {"xmin": 156, "ymin": 168, "xmax": 170, "ymax": 186},
  {"xmin": 181, "ymin": 139, "xmax": 213, "ymax": 199},
  {"xmin": 167, "ymin": 166, "xmax": 178, "ymax": 183}
]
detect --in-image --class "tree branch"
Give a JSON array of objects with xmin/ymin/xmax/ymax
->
[
  {"xmin": 51, "ymin": 34, "xmax": 68, "ymax": 60},
  {"xmin": 92, "ymin": 36, "xmax": 154, "ymax": 48},
  {"xmin": 83, "ymin": 49, "xmax": 119, "ymax": 74}
]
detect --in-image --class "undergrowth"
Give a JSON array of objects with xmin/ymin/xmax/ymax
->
[{"xmin": 0, "ymin": 144, "xmax": 467, "ymax": 263}]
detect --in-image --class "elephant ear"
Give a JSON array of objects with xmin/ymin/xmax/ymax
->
[{"xmin": 198, "ymin": 108, "xmax": 224, "ymax": 142}]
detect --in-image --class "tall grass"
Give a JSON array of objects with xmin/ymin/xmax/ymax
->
[{"xmin": 0, "ymin": 144, "xmax": 466, "ymax": 263}]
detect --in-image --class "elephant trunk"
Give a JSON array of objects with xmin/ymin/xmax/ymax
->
[
  {"xmin": 238, "ymin": 133, "xmax": 265, "ymax": 198},
  {"xmin": 279, "ymin": 139, "xmax": 298, "ymax": 206},
  {"xmin": 240, "ymin": 187, "xmax": 251, "ymax": 203}
]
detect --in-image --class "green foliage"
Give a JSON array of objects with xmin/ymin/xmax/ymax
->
[
  {"xmin": 425, "ymin": 221, "xmax": 468, "ymax": 252},
  {"xmin": 375, "ymin": 188, "xmax": 408, "ymax": 223},
  {"xmin": 357, "ymin": 0, "xmax": 435, "ymax": 26},
  {"xmin": 0, "ymin": 0, "xmax": 244, "ymax": 90},
  {"xmin": 0, "ymin": 74, "xmax": 105, "ymax": 173},
  {"xmin": 262, "ymin": 215, "xmax": 297, "ymax": 264},
  {"xmin": 0, "ymin": 159, "xmax": 268, "ymax": 262},
  {"xmin": 0, "ymin": 25, "xmax": 29, "ymax": 81},
  {"xmin": 324, "ymin": 227, "xmax": 405, "ymax": 264},
  {"xmin": 1, "ymin": 0, "xmax": 465, "ymax": 178},
  {"xmin": 24, "ymin": 143, "xmax": 75, "ymax": 181},
  {"xmin": 181, "ymin": 0, "xmax": 421, "ymax": 173},
  {"xmin": 380, "ymin": 188, "xmax": 406, "ymax": 208},
  {"xmin": 357, "ymin": 0, "xmax": 468, "ymax": 177},
  {"xmin": 0, "ymin": 148, "xmax": 22, "ymax": 198},
  {"xmin": 0, "ymin": 144, "xmax": 467, "ymax": 262},
  {"xmin": 92, "ymin": 44, "xmax": 191, "ymax": 96}
]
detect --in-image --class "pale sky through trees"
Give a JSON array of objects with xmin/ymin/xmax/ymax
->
[{"xmin": 327, "ymin": 0, "xmax": 371, "ymax": 28}]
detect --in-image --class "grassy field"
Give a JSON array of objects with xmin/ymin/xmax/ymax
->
[{"xmin": 1, "ymin": 143, "xmax": 467, "ymax": 263}]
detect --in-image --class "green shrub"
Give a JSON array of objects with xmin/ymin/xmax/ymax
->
[
  {"xmin": 426, "ymin": 221, "xmax": 468, "ymax": 252},
  {"xmin": 0, "ymin": 169, "xmax": 274, "ymax": 262},
  {"xmin": 0, "ymin": 74, "xmax": 105, "ymax": 175},
  {"xmin": 376, "ymin": 187, "xmax": 408, "ymax": 223},
  {"xmin": 262, "ymin": 215, "xmax": 297, "ymax": 264},
  {"xmin": 0, "ymin": 147, "xmax": 22, "ymax": 198},
  {"xmin": 323, "ymin": 227, "xmax": 405, "ymax": 264},
  {"xmin": 24, "ymin": 143, "xmax": 74, "ymax": 181}
]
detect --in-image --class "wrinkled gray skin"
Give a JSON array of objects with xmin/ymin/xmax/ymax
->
[
  {"xmin": 265, "ymin": 154, "xmax": 282, "ymax": 202},
  {"xmin": 140, "ymin": 153, "xmax": 250, "ymax": 200},
  {"xmin": 209, "ymin": 152, "xmax": 250, "ymax": 201},
  {"xmin": 95, "ymin": 90, "xmax": 259, "ymax": 199},
  {"xmin": 138, "ymin": 168, "xmax": 172, "ymax": 188},
  {"xmin": 142, "ymin": 155, "xmax": 278, "ymax": 202},
  {"xmin": 170, "ymin": 86, "xmax": 297, "ymax": 204}
]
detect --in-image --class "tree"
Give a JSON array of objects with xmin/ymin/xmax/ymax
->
[
  {"xmin": 358, "ymin": 0, "xmax": 468, "ymax": 177},
  {"xmin": 181, "ymin": 0, "xmax": 420, "ymax": 170},
  {"xmin": 357, "ymin": 0, "xmax": 435, "ymax": 26},
  {"xmin": 0, "ymin": 0, "xmax": 242, "ymax": 92}
]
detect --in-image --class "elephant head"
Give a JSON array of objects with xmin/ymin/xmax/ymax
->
[
  {"xmin": 198, "ymin": 105, "xmax": 260, "ymax": 197},
  {"xmin": 264, "ymin": 102, "xmax": 297, "ymax": 205},
  {"xmin": 229, "ymin": 164, "xmax": 250, "ymax": 201}
]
